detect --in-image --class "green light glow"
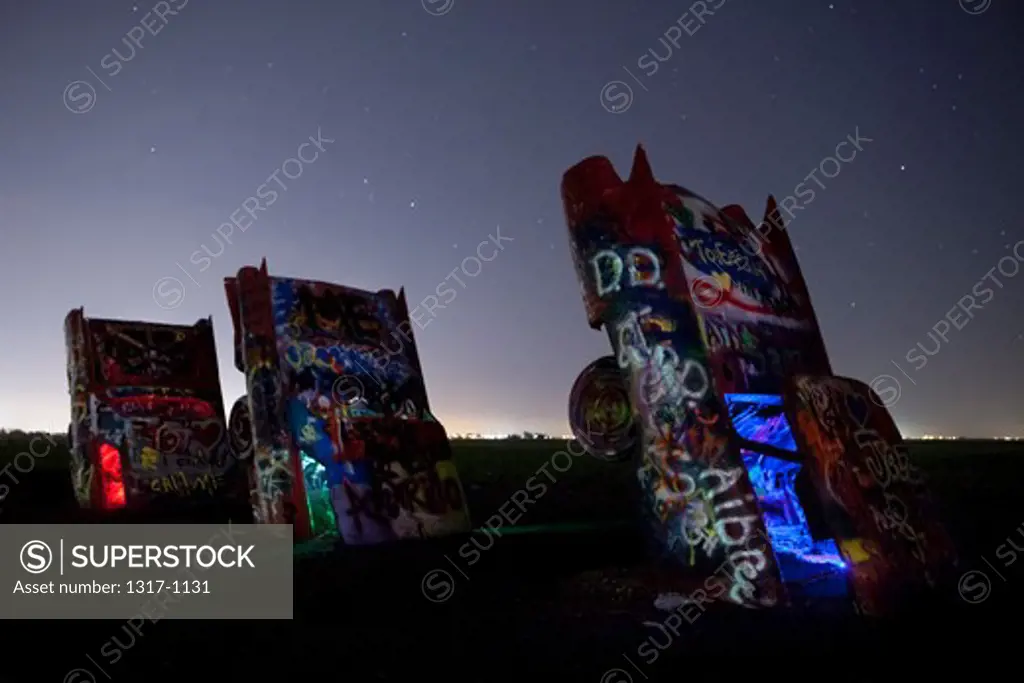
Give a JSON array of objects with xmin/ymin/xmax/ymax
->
[{"xmin": 301, "ymin": 451, "xmax": 338, "ymax": 537}]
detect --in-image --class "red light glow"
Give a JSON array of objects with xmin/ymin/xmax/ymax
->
[{"xmin": 97, "ymin": 443, "xmax": 126, "ymax": 509}]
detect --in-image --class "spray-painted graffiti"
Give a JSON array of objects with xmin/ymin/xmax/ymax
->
[
  {"xmin": 678, "ymin": 234, "xmax": 772, "ymax": 285},
  {"xmin": 562, "ymin": 147, "xmax": 783, "ymax": 608},
  {"xmin": 225, "ymin": 261, "xmax": 471, "ymax": 542},
  {"xmin": 669, "ymin": 195, "xmax": 792, "ymax": 311},
  {"xmin": 591, "ymin": 246, "xmax": 665, "ymax": 297},
  {"xmin": 146, "ymin": 471, "xmax": 225, "ymax": 496},
  {"xmin": 335, "ymin": 420, "xmax": 467, "ymax": 543},
  {"xmin": 785, "ymin": 375, "xmax": 957, "ymax": 614},
  {"xmin": 246, "ymin": 359, "xmax": 294, "ymax": 528},
  {"xmin": 626, "ymin": 325, "xmax": 772, "ymax": 605},
  {"xmin": 700, "ymin": 317, "xmax": 807, "ymax": 393},
  {"xmin": 291, "ymin": 282, "xmax": 385, "ymax": 345},
  {"xmin": 668, "ymin": 190, "xmax": 831, "ymax": 397},
  {"xmin": 65, "ymin": 311, "xmax": 92, "ymax": 507},
  {"xmin": 91, "ymin": 324, "xmax": 204, "ymax": 386},
  {"xmin": 565, "ymin": 146, "xmax": 956, "ymax": 615},
  {"xmin": 281, "ymin": 339, "xmax": 416, "ymax": 416},
  {"xmin": 62, "ymin": 309, "xmax": 243, "ymax": 511}
]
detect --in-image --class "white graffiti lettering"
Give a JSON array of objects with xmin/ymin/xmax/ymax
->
[{"xmin": 592, "ymin": 247, "xmax": 664, "ymax": 298}]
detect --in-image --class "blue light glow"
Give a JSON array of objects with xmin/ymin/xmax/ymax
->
[
  {"xmin": 725, "ymin": 393, "xmax": 847, "ymax": 589},
  {"xmin": 726, "ymin": 393, "xmax": 798, "ymax": 453},
  {"xmin": 742, "ymin": 450, "xmax": 845, "ymax": 570}
]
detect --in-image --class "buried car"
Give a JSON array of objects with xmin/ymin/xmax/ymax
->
[
  {"xmin": 64, "ymin": 309, "xmax": 246, "ymax": 512},
  {"xmin": 560, "ymin": 146, "xmax": 958, "ymax": 615},
  {"xmin": 224, "ymin": 259, "xmax": 472, "ymax": 542}
]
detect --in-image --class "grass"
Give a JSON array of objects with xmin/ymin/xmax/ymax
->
[
  {"xmin": 0, "ymin": 432, "xmax": 634, "ymax": 527},
  {"xmin": 2, "ymin": 431, "xmax": 1021, "ymax": 555},
  {"xmin": 2, "ymin": 430, "xmax": 1022, "ymax": 680}
]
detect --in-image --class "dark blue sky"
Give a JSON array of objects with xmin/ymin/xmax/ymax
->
[{"xmin": 1, "ymin": 0, "xmax": 1022, "ymax": 437}]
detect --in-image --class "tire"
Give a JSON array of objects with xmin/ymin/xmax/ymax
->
[
  {"xmin": 567, "ymin": 356, "xmax": 637, "ymax": 462},
  {"xmin": 228, "ymin": 396, "xmax": 254, "ymax": 461}
]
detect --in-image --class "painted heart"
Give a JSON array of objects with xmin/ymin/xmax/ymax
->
[{"xmin": 191, "ymin": 419, "xmax": 225, "ymax": 449}]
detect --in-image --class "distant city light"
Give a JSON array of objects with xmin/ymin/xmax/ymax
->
[
  {"xmin": 919, "ymin": 434, "xmax": 1024, "ymax": 441},
  {"xmin": 443, "ymin": 431, "xmax": 1024, "ymax": 441},
  {"xmin": 448, "ymin": 432, "xmax": 576, "ymax": 440}
]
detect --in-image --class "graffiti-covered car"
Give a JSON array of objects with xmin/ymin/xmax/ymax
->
[
  {"xmin": 224, "ymin": 260, "xmax": 472, "ymax": 542},
  {"xmin": 64, "ymin": 309, "xmax": 246, "ymax": 512},
  {"xmin": 560, "ymin": 146, "xmax": 958, "ymax": 615}
]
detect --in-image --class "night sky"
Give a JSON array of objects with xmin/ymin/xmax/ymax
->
[{"xmin": 1, "ymin": 0, "xmax": 1022, "ymax": 437}]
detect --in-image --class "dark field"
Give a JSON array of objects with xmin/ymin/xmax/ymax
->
[{"xmin": 0, "ymin": 434, "xmax": 1022, "ymax": 681}]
